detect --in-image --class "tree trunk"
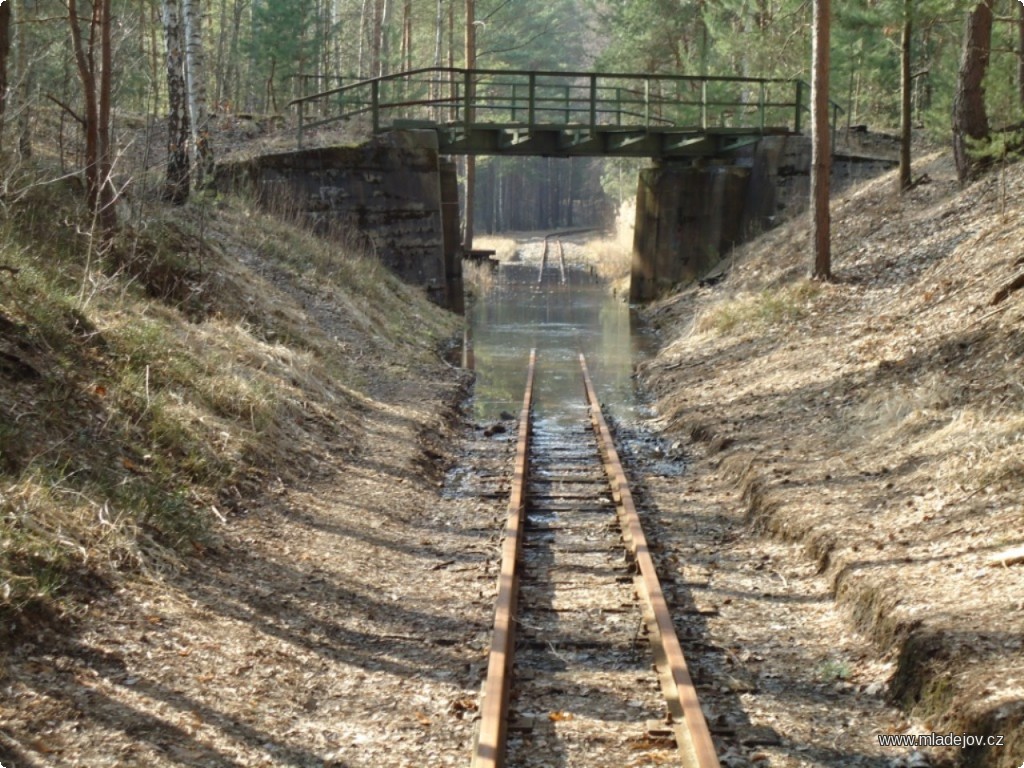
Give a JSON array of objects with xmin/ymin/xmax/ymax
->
[
  {"xmin": 1018, "ymin": 1, "xmax": 1024, "ymax": 109},
  {"xmin": 214, "ymin": 0, "xmax": 227, "ymax": 108},
  {"xmin": 0, "ymin": 0, "xmax": 11, "ymax": 149},
  {"xmin": 463, "ymin": 0, "xmax": 476, "ymax": 251},
  {"xmin": 98, "ymin": 0, "xmax": 114, "ymax": 230},
  {"xmin": 402, "ymin": 0, "xmax": 412, "ymax": 71},
  {"xmin": 358, "ymin": 0, "xmax": 369, "ymax": 77},
  {"xmin": 379, "ymin": 0, "xmax": 391, "ymax": 76},
  {"xmin": 225, "ymin": 0, "xmax": 244, "ymax": 110},
  {"xmin": 17, "ymin": 1, "xmax": 32, "ymax": 160},
  {"xmin": 68, "ymin": 0, "xmax": 98, "ymax": 209},
  {"xmin": 183, "ymin": 0, "xmax": 214, "ymax": 189},
  {"xmin": 434, "ymin": 0, "xmax": 443, "ymax": 69},
  {"xmin": 810, "ymin": 0, "xmax": 831, "ymax": 280},
  {"xmin": 163, "ymin": 0, "xmax": 190, "ymax": 203},
  {"xmin": 371, "ymin": 0, "xmax": 383, "ymax": 77},
  {"xmin": 898, "ymin": 0, "xmax": 912, "ymax": 193},
  {"xmin": 432, "ymin": 0, "xmax": 442, "ymax": 119},
  {"xmin": 68, "ymin": 0, "xmax": 117, "ymax": 233},
  {"xmin": 331, "ymin": 0, "xmax": 341, "ymax": 85},
  {"xmin": 448, "ymin": 0, "xmax": 455, "ymax": 120},
  {"xmin": 951, "ymin": 0, "xmax": 993, "ymax": 183}
]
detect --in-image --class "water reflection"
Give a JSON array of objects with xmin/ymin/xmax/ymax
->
[{"xmin": 468, "ymin": 262, "xmax": 655, "ymax": 426}]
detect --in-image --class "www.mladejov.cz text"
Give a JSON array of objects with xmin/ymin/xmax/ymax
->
[{"xmin": 877, "ymin": 732, "xmax": 1007, "ymax": 748}]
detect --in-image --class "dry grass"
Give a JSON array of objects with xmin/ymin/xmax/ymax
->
[
  {"xmin": 643, "ymin": 150, "xmax": 1024, "ymax": 765},
  {"xmin": 462, "ymin": 259, "xmax": 497, "ymax": 302},
  {"xmin": 474, "ymin": 234, "xmax": 519, "ymax": 262},
  {"xmin": 0, "ymin": 185, "xmax": 456, "ymax": 621},
  {"xmin": 584, "ymin": 201, "xmax": 634, "ymax": 285}
]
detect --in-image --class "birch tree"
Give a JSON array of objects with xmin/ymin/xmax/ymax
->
[
  {"xmin": 163, "ymin": 0, "xmax": 190, "ymax": 202},
  {"xmin": 183, "ymin": 0, "xmax": 214, "ymax": 189}
]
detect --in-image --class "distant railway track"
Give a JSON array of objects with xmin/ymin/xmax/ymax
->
[
  {"xmin": 472, "ymin": 351, "xmax": 719, "ymax": 768},
  {"xmin": 537, "ymin": 235, "xmax": 567, "ymax": 285}
]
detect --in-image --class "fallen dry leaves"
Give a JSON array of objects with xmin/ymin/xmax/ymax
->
[{"xmin": 641, "ymin": 149, "xmax": 1024, "ymax": 768}]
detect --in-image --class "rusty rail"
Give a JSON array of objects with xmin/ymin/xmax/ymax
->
[
  {"xmin": 581, "ymin": 354, "xmax": 720, "ymax": 768},
  {"xmin": 473, "ymin": 352, "xmax": 719, "ymax": 768},
  {"xmin": 472, "ymin": 349, "xmax": 535, "ymax": 768},
  {"xmin": 536, "ymin": 235, "xmax": 567, "ymax": 285}
]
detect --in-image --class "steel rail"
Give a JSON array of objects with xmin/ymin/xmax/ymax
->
[
  {"xmin": 537, "ymin": 236, "xmax": 550, "ymax": 284},
  {"xmin": 580, "ymin": 354, "xmax": 721, "ymax": 768},
  {"xmin": 472, "ymin": 349, "xmax": 536, "ymax": 768},
  {"xmin": 472, "ymin": 351, "xmax": 719, "ymax": 768}
]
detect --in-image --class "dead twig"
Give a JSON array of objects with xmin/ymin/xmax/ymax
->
[
  {"xmin": 987, "ymin": 544, "xmax": 1024, "ymax": 568},
  {"xmin": 990, "ymin": 271, "xmax": 1024, "ymax": 306}
]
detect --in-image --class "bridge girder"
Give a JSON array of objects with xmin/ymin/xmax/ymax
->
[{"xmin": 399, "ymin": 121, "xmax": 791, "ymax": 159}]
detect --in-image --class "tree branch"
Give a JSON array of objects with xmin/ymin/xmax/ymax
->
[
  {"xmin": 45, "ymin": 93, "xmax": 87, "ymax": 125},
  {"xmin": 478, "ymin": 21, "xmax": 559, "ymax": 59},
  {"xmin": 481, "ymin": 0, "xmax": 514, "ymax": 22}
]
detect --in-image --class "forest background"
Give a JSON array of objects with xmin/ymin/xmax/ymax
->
[{"xmin": 0, "ymin": 0, "xmax": 1021, "ymax": 236}]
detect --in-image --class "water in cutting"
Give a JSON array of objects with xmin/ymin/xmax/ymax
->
[{"xmin": 466, "ymin": 236, "xmax": 655, "ymax": 431}]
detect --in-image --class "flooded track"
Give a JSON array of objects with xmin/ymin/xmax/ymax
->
[
  {"xmin": 470, "ymin": 351, "xmax": 718, "ymax": 768},
  {"xmin": 466, "ymin": 237, "xmax": 653, "ymax": 428},
  {"xmin": 457, "ymin": 242, "xmax": 716, "ymax": 767}
]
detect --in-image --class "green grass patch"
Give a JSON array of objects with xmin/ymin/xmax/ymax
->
[{"xmin": 694, "ymin": 280, "xmax": 823, "ymax": 336}]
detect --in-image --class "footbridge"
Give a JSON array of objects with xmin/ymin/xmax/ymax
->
[
  {"xmin": 231, "ymin": 68, "xmax": 842, "ymax": 312},
  {"xmin": 290, "ymin": 67, "xmax": 826, "ymax": 159}
]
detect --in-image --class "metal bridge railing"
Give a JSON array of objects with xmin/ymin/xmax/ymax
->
[{"xmin": 289, "ymin": 67, "xmax": 814, "ymax": 149}]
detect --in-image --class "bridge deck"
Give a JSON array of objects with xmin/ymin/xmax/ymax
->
[
  {"xmin": 290, "ymin": 67, "xmax": 823, "ymax": 159},
  {"xmin": 393, "ymin": 120, "xmax": 792, "ymax": 158}
]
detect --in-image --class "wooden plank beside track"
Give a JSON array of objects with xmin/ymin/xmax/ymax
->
[
  {"xmin": 472, "ymin": 349, "xmax": 536, "ymax": 768},
  {"xmin": 580, "ymin": 353, "xmax": 721, "ymax": 768}
]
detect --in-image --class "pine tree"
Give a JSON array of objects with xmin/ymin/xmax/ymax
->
[
  {"xmin": 952, "ymin": 0, "xmax": 993, "ymax": 182},
  {"xmin": 811, "ymin": 0, "xmax": 831, "ymax": 280}
]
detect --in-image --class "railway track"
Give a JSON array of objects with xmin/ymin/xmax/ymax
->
[
  {"xmin": 472, "ymin": 351, "xmax": 719, "ymax": 768},
  {"xmin": 537, "ymin": 236, "xmax": 567, "ymax": 285}
]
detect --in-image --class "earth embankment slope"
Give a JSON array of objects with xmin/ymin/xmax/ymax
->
[
  {"xmin": 0, "ymin": 195, "xmax": 492, "ymax": 767},
  {"xmin": 641, "ymin": 151, "xmax": 1023, "ymax": 767}
]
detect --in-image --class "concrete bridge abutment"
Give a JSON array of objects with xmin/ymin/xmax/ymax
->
[
  {"xmin": 629, "ymin": 136, "xmax": 811, "ymax": 302},
  {"xmin": 216, "ymin": 130, "xmax": 464, "ymax": 313}
]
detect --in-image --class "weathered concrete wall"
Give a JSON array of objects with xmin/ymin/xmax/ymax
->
[
  {"xmin": 630, "ymin": 134, "xmax": 898, "ymax": 301},
  {"xmin": 630, "ymin": 164, "xmax": 750, "ymax": 301},
  {"xmin": 737, "ymin": 133, "xmax": 899, "ymax": 227},
  {"xmin": 737, "ymin": 135, "xmax": 811, "ymax": 229},
  {"xmin": 216, "ymin": 131, "xmax": 461, "ymax": 312}
]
